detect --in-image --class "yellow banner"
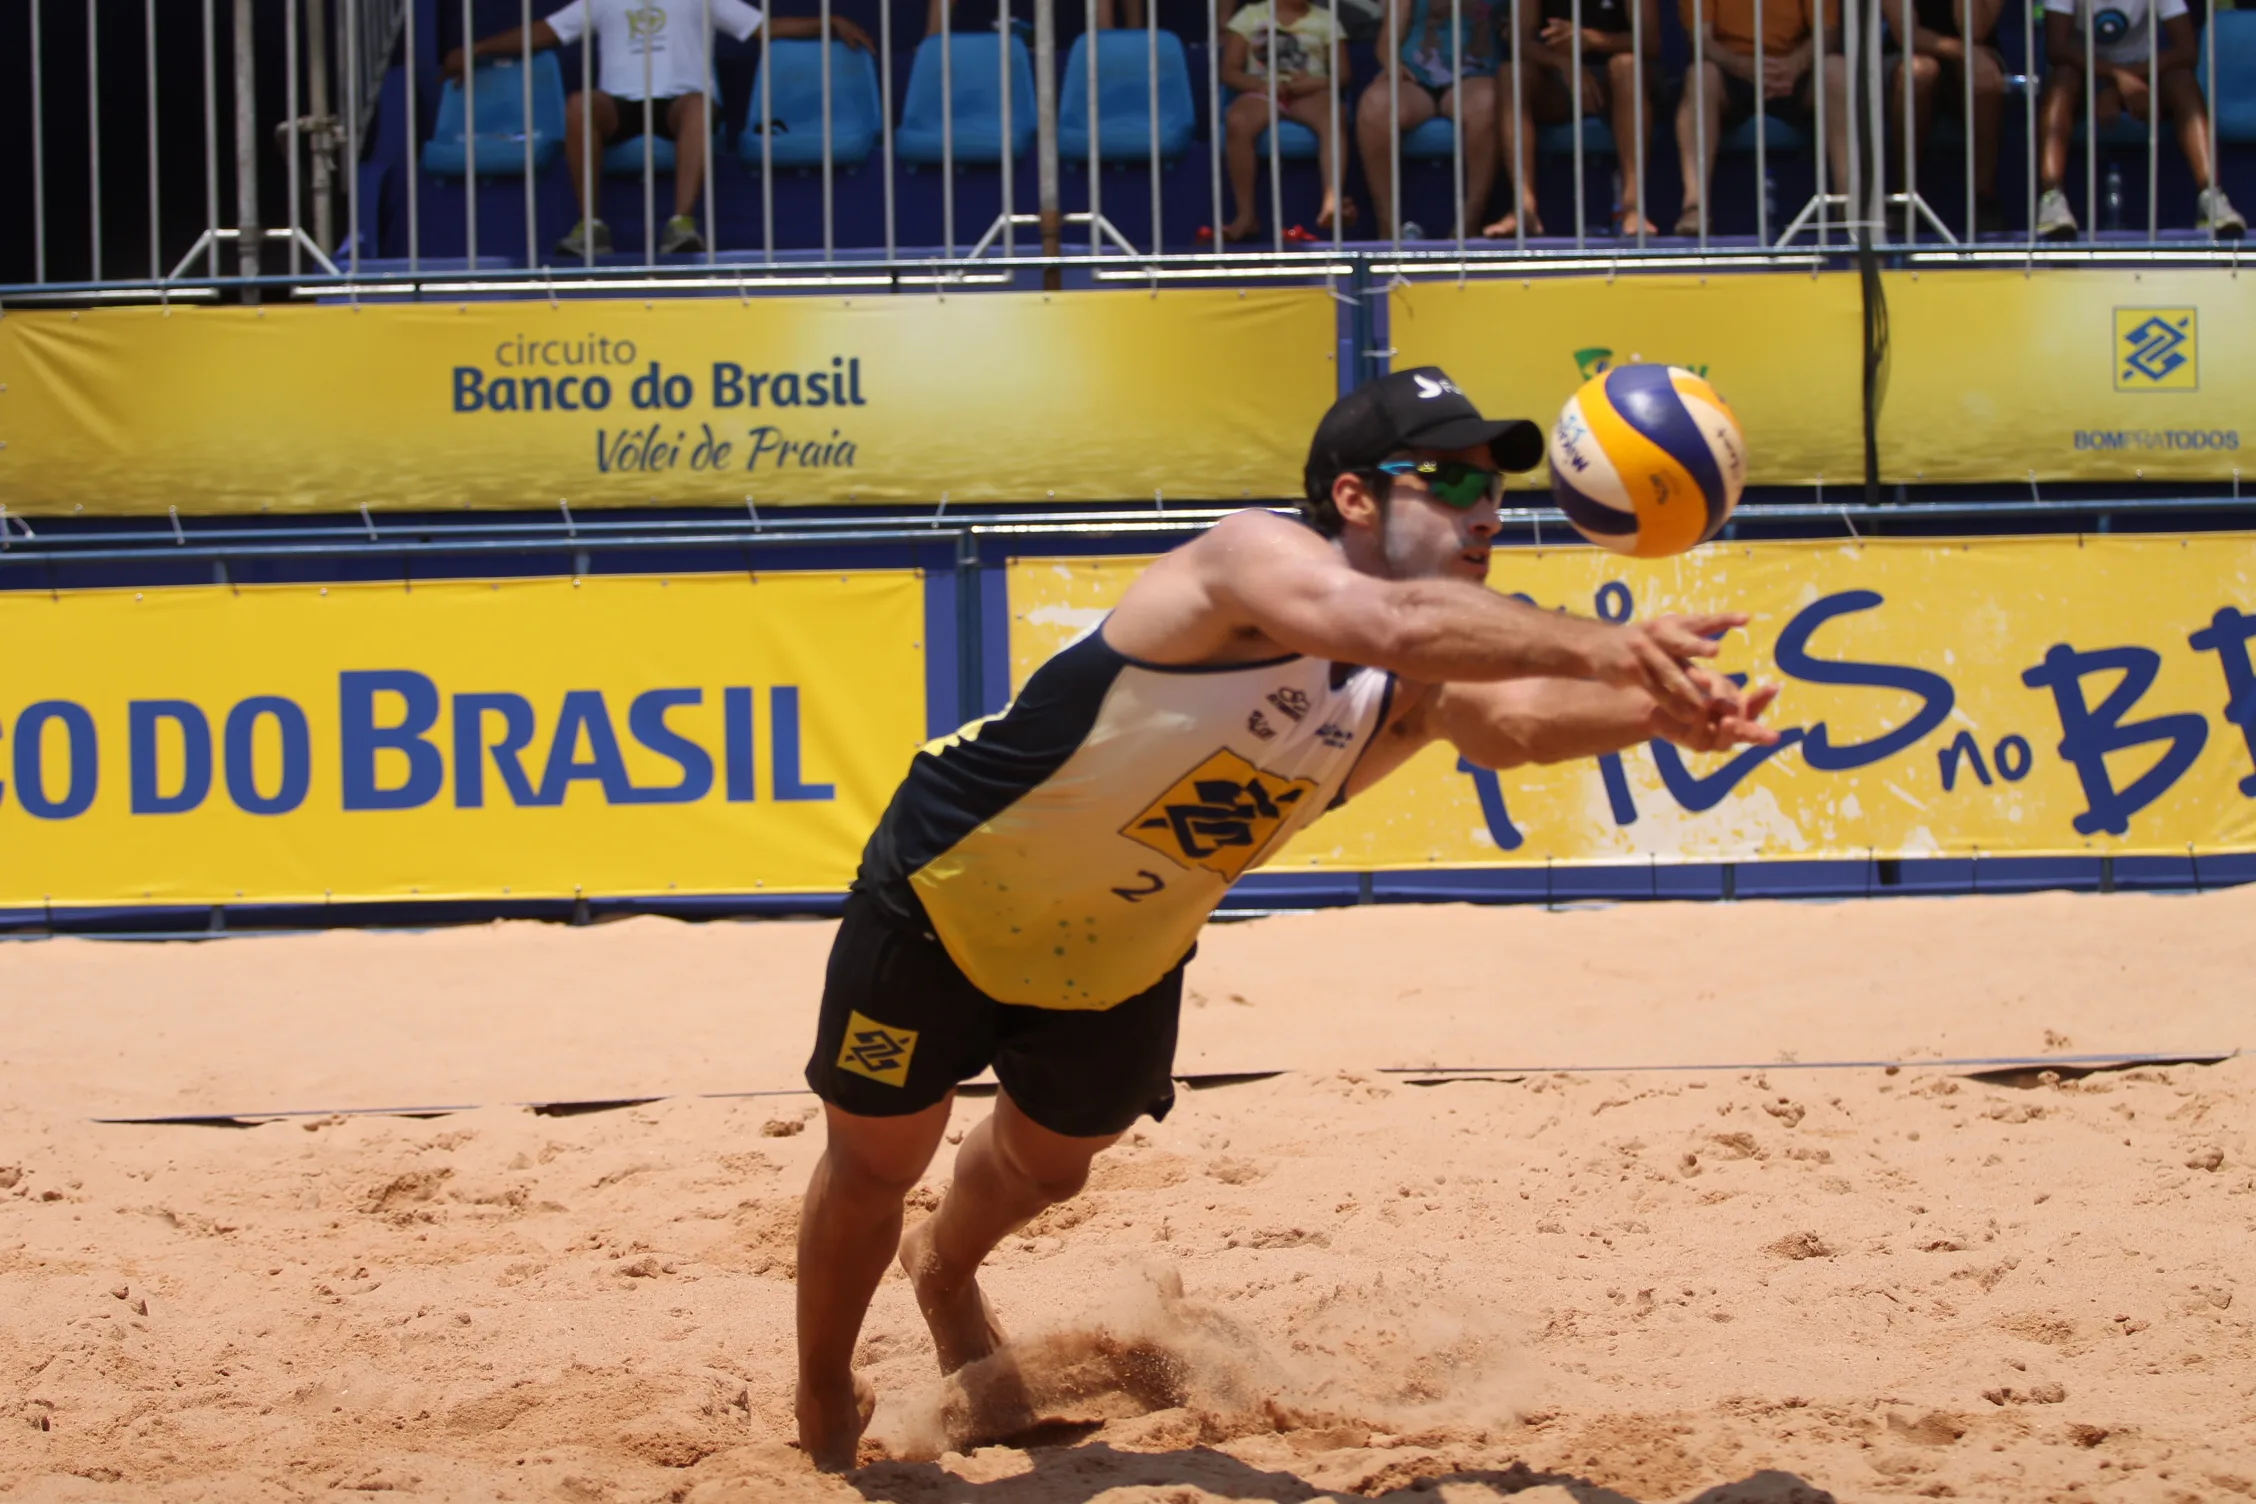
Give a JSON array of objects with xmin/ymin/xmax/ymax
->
[
  {"xmin": 0, "ymin": 290, "xmax": 1334, "ymax": 515},
  {"xmin": 0, "ymin": 571, "xmax": 924, "ymax": 906},
  {"xmin": 1880, "ymin": 269, "xmax": 2253, "ymax": 484},
  {"xmin": 1388, "ymin": 274, "xmax": 1866, "ymax": 487},
  {"xmin": 1010, "ymin": 536, "xmax": 2256, "ymax": 865}
]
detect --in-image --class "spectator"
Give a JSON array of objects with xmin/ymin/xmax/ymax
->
[
  {"xmin": 1488, "ymin": 0, "xmax": 1662, "ymax": 237},
  {"xmin": 925, "ymin": 0, "xmax": 1144, "ymax": 34},
  {"xmin": 445, "ymin": 0, "xmax": 873, "ymax": 258},
  {"xmin": 1219, "ymin": 0, "xmax": 1355, "ymax": 239},
  {"xmin": 1673, "ymin": 0, "xmax": 1849, "ymax": 236},
  {"xmin": 1358, "ymin": 0, "xmax": 1500, "ymax": 238},
  {"xmin": 2034, "ymin": 0, "xmax": 2243, "ymax": 237},
  {"xmin": 1887, "ymin": 0, "xmax": 2007, "ymax": 234}
]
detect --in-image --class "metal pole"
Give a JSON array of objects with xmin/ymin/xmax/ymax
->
[
  {"xmin": 287, "ymin": 0, "xmax": 302, "ymax": 274},
  {"xmin": 1329, "ymin": 6, "xmax": 1343, "ymax": 251},
  {"xmin": 404, "ymin": 0, "xmax": 417, "ymax": 268},
  {"xmin": 204, "ymin": 0, "xmax": 219, "ymax": 275},
  {"xmin": 824, "ymin": 0, "xmax": 838, "ymax": 257},
  {"xmin": 1147, "ymin": 0, "xmax": 1161, "ymax": 253},
  {"xmin": 1388, "ymin": 0, "xmax": 1400, "ymax": 247},
  {"xmin": 1511, "ymin": 0, "xmax": 1524, "ymax": 247},
  {"xmin": 2206, "ymin": 0, "xmax": 2218, "ymax": 237},
  {"xmin": 884, "ymin": 0, "xmax": 899, "ymax": 257},
  {"xmin": 2022, "ymin": 0, "xmax": 2033, "ymax": 244},
  {"xmin": 1265, "ymin": 0, "xmax": 1281, "ymax": 251},
  {"xmin": 89, "ymin": 0, "xmax": 104, "ymax": 284},
  {"xmin": 462, "ymin": 0, "xmax": 477, "ymax": 264},
  {"xmin": 148, "ymin": 0, "xmax": 162, "ymax": 277},
  {"xmin": 582, "ymin": 0, "xmax": 594, "ymax": 264},
  {"xmin": 2082, "ymin": 0, "xmax": 2094, "ymax": 241},
  {"xmin": 1038, "ymin": 0, "xmax": 1060, "ymax": 266},
  {"xmin": 1453, "ymin": 0, "xmax": 1467, "ymax": 253},
  {"xmin": 307, "ymin": 0, "xmax": 332, "ymax": 252},
  {"xmin": 941, "ymin": 0, "xmax": 954, "ymax": 256},
  {"xmin": 2145, "ymin": 0, "xmax": 2156, "ymax": 241},
  {"xmin": 1569, "ymin": 0, "xmax": 1583, "ymax": 246},
  {"xmin": 997, "ymin": 0, "xmax": 1011, "ymax": 260},
  {"xmin": 1962, "ymin": 0, "xmax": 1972, "ymax": 236},
  {"xmin": 1692, "ymin": 0, "xmax": 1706, "ymax": 246},
  {"xmin": 1902, "ymin": 0, "xmax": 1916, "ymax": 242},
  {"xmin": 31, "ymin": 0, "xmax": 45, "ymax": 283},
  {"xmin": 524, "ymin": 0, "xmax": 537, "ymax": 267},
  {"xmin": 346, "ymin": 0, "xmax": 359, "ymax": 272},
  {"xmin": 1090, "ymin": 0, "xmax": 1104, "ymax": 257},
  {"xmin": 703, "ymin": 0, "xmax": 715, "ymax": 263},
  {"xmin": 1809, "ymin": 0, "xmax": 1823, "ymax": 246},
  {"xmin": 641, "ymin": 0, "xmax": 654, "ymax": 264},
  {"xmin": 235, "ymin": 0, "xmax": 260, "ymax": 289},
  {"xmin": 1205, "ymin": 0, "xmax": 1220, "ymax": 253},
  {"xmin": 759, "ymin": 0, "xmax": 773, "ymax": 259},
  {"xmin": 1752, "ymin": 0, "xmax": 1764, "ymax": 241}
]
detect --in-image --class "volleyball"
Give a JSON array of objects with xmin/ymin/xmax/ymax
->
[{"xmin": 1548, "ymin": 364, "xmax": 1747, "ymax": 557}]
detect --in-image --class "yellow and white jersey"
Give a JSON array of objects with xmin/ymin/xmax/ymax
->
[{"xmin": 853, "ymin": 623, "xmax": 1395, "ymax": 1010}]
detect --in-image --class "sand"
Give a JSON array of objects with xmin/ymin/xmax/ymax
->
[{"xmin": 1, "ymin": 888, "xmax": 2252, "ymax": 1502}]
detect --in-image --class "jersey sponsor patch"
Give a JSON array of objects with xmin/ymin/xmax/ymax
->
[
  {"xmin": 1121, "ymin": 748, "xmax": 1320, "ymax": 881},
  {"xmin": 837, "ymin": 1010, "xmax": 920, "ymax": 1087}
]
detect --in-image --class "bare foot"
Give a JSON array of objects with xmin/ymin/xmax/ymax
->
[
  {"xmin": 1619, "ymin": 207, "xmax": 1657, "ymax": 236},
  {"xmin": 1220, "ymin": 217, "xmax": 1262, "ymax": 244},
  {"xmin": 900, "ymin": 1215, "xmax": 1008, "ymax": 1375},
  {"xmin": 795, "ymin": 1371, "xmax": 876, "ymax": 1473},
  {"xmin": 1315, "ymin": 197, "xmax": 1358, "ymax": 232},
  {"xmin": 1482, "ymin": 209, "xmax": 1542, "ymax": 238}
]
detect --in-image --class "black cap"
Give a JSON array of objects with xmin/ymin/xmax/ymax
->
[{"xmin": 1304, "ymin": 366, "xmax": 1546, "ymax": 509}]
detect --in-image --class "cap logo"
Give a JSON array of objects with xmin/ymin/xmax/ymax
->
[{"xmin": 1412, "ymin": 374, "xmax": 1462, "ymax": 400}]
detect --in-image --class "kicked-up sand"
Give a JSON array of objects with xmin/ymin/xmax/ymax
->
[{"xmin": 0, "ymin": 887, "xmax": 2251, "ymax": 1502}]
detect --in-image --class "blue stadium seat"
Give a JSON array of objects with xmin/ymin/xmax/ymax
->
[
  {"xmin": 1539, "ymin": 116, "xmax": 1617, "ymax": 155},
  {"xmin": 1402, "ymin": 114, "xmax": 1461, "ymax": 158},
  {"xmin": 1058, "ymin": 29, "xmax": 1198, "ymax": 162},
  {"xmin": 739, "ymin": 41, "xmax": 883, "ymax": 169},
  {"xmin": 1219, "ymin": 92, "xmax": 1321, "ymax": 159},
  {"xmin": 896, "ymin": 33, "xmax": 1039, "ymax": 164},
  {"xmin": 2203, "ymin": 13, "xmax": 2256, "ymax": 142},
  {"xmin": 603, "ymin": 77, "xmax": 723, "ymax": 176},
  {"xmin": 1720, "ymin": 113, "xmax": 1807, "ymax": 153},
  {"xmin": 420, "ymin": 53, "xmax": 566, "ymax": 177}
]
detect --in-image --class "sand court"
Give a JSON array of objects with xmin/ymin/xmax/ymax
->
[{"xmin": 1, "ymin": 887, "xmax": 2251, "ymax": 1501}]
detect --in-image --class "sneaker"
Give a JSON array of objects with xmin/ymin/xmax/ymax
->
[
  {"xmin": 661, "ymin": 215, "xmax": 706, "ymax": 255},
  {"xmin": 2197, "ymin": 187, "xmax": 2247, "ymax": 239},
  {"xmin": 555, "ymin": 218, "xmax": 612, "ymax": 258},
  {"xmin": 1399, "ymin": 219, "xmax": 1426, "ymax": 241},
  {"xmin": 2035, "ymin": 187, "xmax": 2078, "ymax": 241}
]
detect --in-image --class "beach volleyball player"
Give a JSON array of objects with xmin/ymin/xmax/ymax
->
[{"xmin": 793, "ymin": 367, "xmax": 1780, "ymax": 1468}]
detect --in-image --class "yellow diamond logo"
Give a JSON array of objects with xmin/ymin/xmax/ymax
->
[
  {"xmin": 1121, "ymin": 748, "xmax": 1320, "ymax": 882},
  {"xmin": 2114, "ymin": 307, "xmax": 2197, "ymax": 391},
  {"xmin": 836, "ymin": 1011, "xmax": 918, "ymax": 1087}
]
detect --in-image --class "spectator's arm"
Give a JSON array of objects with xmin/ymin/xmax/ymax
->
[
  {"xmin": 1332, "ymin": 27, "xmax": 1354, "ymax": 86},
  {"xmin": 1912, "ymin": 22, "xmax": 1959, "ymax": 57},
  {"xmin": 2156, "ymin": 10, "xmax": 2198, "ymax": 73},
  {"xmin": 443, "ymin": 20, "xmax": 562, "ymax": 79},
  {"xmin": 768, "ymin": 13, "xmax": 875, "ymax": 49},
  {"xmin": 2044, "ymin": 8, "xmax": 2082, "ymax": 68},
  {"xmin": 1218, "ymin": 29, "xmax": 1266, "ymax": 94},
  {"xmin": 1705, "ymin": 29, "xmax": 1760, "ymax": 80},
  {"xmin": 1960, "ymin": 0, "xmax": 2004, "ymax": 42}
]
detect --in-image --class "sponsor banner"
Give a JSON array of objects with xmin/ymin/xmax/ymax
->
[
  {"xmin": 0, "ymin": 289, "xmax": 1334, "ymax": 515},
  {"xmin": 1879, "ymin": 269, "xmax": 2252, "ymax": 483},
  {"xmin": 1009, "ymin": 535, "xmax": 2256, "ymax": 865},
  {"xmin": 1388, "ymin": 273, "xmax": 1866, "ymax": 487},
  {"xmin": 0, "ymin": 571, "xmax": 924, "ymax": 906}
]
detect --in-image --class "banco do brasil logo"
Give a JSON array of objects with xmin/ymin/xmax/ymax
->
[{"xmin": 2114, "ymin": 308, "xmax": 2198, "ymax": 391}]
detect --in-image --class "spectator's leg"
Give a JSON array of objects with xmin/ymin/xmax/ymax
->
[
  {"xmin": 1820, "ymin": 54, "xmax": 1852, "ymax": 193},
  {"xmin": 926, "ymin": 0, "xmax": 954, "ymax": 37},
  {"xmin": 2037, "ymin": 69, "xmax": 2079, "ymax": 190},
  {"xmin": 564, "ymin": 90, "xmax": 621, "ymax": 220},
  {"xmin": 2108, "ymin": 65, "xmax": 2142, "ymax": 132},
  {"xmin": 1284, "ymin": 93, "xmax": 1346, "ymax": 228},
  {"xmin": 1357, "ymin": 67, "xmax": 1440, "ymax": 239},
  {"xmin": 1965, "ymin": 45, "xmax": 2003, "ymax": 203},
  {"xmin": 1900, "ymin": 54, "xmax": 1939, "ymax": 188},
  {"xmin": 670, "ymin": 93, "xmax": 708, "ymax": 219},
  {"xmin": 1445, "ymin": 76, "xmax": 1501, "ymax": 235},
  {"xmin": 2159, "ymin": 65, "xmax": 2215, "ymax": 188},
  {"xmin": 1223, "ymin": 92, "xmax": 1273, "ymax": 239},
  {"xmin": 1607, "ymin": 52, "xmax": 1652, "ymax": 234},
  {"xmin": 1673, "ymin": 60, "xmax": 1725, "ymax": 225}
]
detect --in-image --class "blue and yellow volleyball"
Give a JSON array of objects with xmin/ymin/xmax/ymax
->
[{"xmin": 1548, "ymin": 365, "xmax": 1747, "ymax": 558}]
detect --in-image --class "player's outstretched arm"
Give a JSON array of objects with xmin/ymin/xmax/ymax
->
[
  {"xmin": 1437, "ymin": 669, "xmax": 1782, "ymax": 770},
  {"xmin": 1125, "ymin": 510, "xmax": 1732, "ymax": 720}
]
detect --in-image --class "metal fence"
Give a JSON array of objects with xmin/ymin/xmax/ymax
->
[{"xmin": 2, "ymin": 0, "xmax": 2245, "ymax": 301}]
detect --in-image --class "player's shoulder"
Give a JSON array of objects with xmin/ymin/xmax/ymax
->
[{"xmin": 1185, "ymin": 506, "xmax": 1332, "ymax": 564}]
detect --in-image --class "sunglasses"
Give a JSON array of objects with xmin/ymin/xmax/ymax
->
[{"xmin": 1369, "ymin": 458, "xmax": 1504, "ymax": 509}]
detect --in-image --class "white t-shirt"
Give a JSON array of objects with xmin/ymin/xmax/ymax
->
[
  {"xmin": 546, "ymin": 0, "xmax": 762, "ymax": 99},
  {"xmin": 2041, "ymin": 0, "xmax": 2186, "ymax": 65}
]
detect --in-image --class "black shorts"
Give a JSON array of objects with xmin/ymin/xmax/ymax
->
[
  {"xmin": 611, "ymin": 95, "xmax": 688, "ymax": 144},
  {"xmin": 1716, "ymin": 69, "xmax": 1816, "ymax": 129},
  {"xmin": 803, "ymin": 896, "xmax": 1184, "ymax": 1139}
]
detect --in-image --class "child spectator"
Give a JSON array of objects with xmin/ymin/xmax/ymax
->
[{"xmin": 1219, "ymin": 0, "xmax": 1355, "ymax": 240}]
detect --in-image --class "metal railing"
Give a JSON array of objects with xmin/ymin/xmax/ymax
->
[{"xmin": 3, "ymin": 0, "xmax": 2243, "ymax": 303}]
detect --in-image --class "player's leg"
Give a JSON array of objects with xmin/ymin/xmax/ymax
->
[
  {"xmin": 795, "ymin": 1098, "xmax": 953, "ymax": 1469},
  {"xmin": 898, "ymin": 1091, "xmax": 1124, "ymax": 1372}
]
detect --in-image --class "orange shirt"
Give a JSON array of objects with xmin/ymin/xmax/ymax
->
[{"xmin": 1678, "ymin": 0, "xmax": 1842, "ymax": 53}]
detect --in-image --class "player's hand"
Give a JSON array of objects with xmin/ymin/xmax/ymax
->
[
  {"xmin": 1651, "ymin": 669, "xmax": 1782, "ymax": 752},
  {"xmin": 1589, "ymin": 612, "xmax": 1743, "ymax": 721}
]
